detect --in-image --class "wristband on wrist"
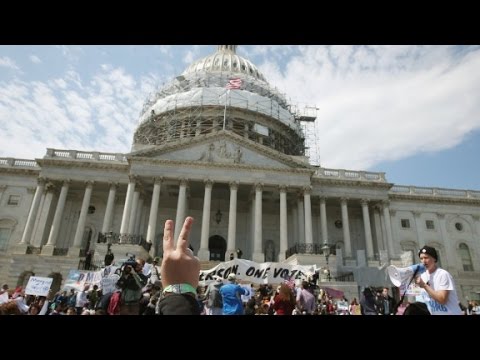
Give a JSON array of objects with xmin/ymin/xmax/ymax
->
[{"xmin": 162, "ymin": 283, "xmax": 197, "ymax": 295}]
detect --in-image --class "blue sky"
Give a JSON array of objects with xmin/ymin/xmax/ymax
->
[{"xmin": 0, "ymin": 45, "xmax": 479, "ymax": 190}]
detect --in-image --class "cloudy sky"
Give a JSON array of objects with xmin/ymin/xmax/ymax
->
[{"xmin": 1, "ymin": 45, "xmax": 479, "ymax": 190}]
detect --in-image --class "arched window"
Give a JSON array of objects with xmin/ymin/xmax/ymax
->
[
  {"xmin": 18, "ymin": 271, "xmax": 35, "ymax": 288},
  {"xmin": 458, "ymin": 243, "xmax": 474, "ymax": 271},
  {"xmin": 47, "ymin": 272, "xmax": 63, "ymax": 296}
]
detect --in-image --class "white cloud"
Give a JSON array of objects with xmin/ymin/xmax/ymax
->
[
  {"xmin": 260, "ymin": 45, "xmax": 480, "ymax": 170},
  {"xmin": 0, "ymin": 63, "xmax": 156, "ymax": 159},
  {"xmin": 1, "ymin": 45, "xmax": 479, "ymax": 181},
  {"xmin": 55, "ymin": 45, "xmax": 84, "ymax": 64},
  {"xmin": 157, "ymin": 45, "xmax": 173, "ymax": 55},
  {"xmin": 0, "ymin": 56, "xmax": 20, "ymax": 71},
  {"xmin": 29, "ymin": 55, "xmax": 42, "ymax": 64},
  {"xmin": 182, "ymin": 45, "xmax": 204, "ymax": 65}
]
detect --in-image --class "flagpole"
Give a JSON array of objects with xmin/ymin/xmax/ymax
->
[{"xmin": 223, "ymin": 89, "xmax": 230, "ymax": 130}]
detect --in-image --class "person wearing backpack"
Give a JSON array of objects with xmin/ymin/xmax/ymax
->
[{"xmin": 204, "ymin": 276, "xmax": 224, "ymax": 315}]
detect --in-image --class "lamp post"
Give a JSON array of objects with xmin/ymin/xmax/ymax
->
[
  {"xmin": 106, "ymin": 231, "xmax": 113, "ymax": 246},
  {"xmin": 321, "ymin": 244, "xmax": 331, "ymax": 281},
  {"xmin": 215, "ymin": 209, "xmax": 222, "ymax": 224}
]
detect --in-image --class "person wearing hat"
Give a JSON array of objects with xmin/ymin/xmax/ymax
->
[
  {"xmin": 204, "ymin": 275, "xmax": 224, "ymax": 315},
  {"xmin": 415, "ymin": 245, "xmax": 462, "ymax": 315},
  {"xmin": 149, "ymin": 256, "xmax": 162, "ymax": 288},
  {"xmin": 219, "ymin": 273, "xmax": 249, "ymax": 315},
  {"xmin": 0, "ymin": 284, "xmax": 9, "ymax": 305}
]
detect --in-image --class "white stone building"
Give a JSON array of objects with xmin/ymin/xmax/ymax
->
[{"xmin": 1, "ymin": 45, "xmax": 479, "ymax": 301}]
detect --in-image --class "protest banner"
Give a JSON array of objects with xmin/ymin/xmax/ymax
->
[
  {"xmin": 199, "ymin": 258, "xmax": 316, "ymax": 285},
  {"xmin": 25, "ymin": 276, "xmax": 53, "ymax": 296}
]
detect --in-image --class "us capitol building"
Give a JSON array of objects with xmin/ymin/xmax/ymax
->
[{"xmin": 1, "ymin": 45, "xmax": 479, "ymax": 301}]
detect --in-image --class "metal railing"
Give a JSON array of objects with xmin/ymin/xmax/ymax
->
[
  {"xmin": 285, "ymin": 243, "xmax": 336, "ymax": 258},
  {"xmin": 53, "ymin": 248, "xmax": 69, "ymax": 256},
  {"xmin": 333, "ymin": 272, "xmax": 355, "ymax": 282},
  {"xmin": 97, "ymin": 232, "xmax": 151, "ymax": 251},
  {"xmin": 26, "ymin": 246, "xmax": 42, "ymax": 255},
  {"xmin": 78, "ymin": 259, "xmax": 102, "ymax": 271}
]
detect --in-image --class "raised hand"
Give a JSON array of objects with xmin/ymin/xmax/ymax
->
[{"xmin": 161, "ymin": 217, "xmax": 200, "ymax": 289}]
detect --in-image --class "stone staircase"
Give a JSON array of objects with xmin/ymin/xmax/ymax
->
[{"xmin": 92, "ymin": 244, "xmax": 152, "ymax": 267}]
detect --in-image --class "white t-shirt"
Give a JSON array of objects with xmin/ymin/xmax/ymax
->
[
  {"xmin": 418, "ymin": 268, "xmax": 462, "ymax": 315},
  {"xmin": 0, "ymin": 291, "xmax": 9, "ymax": 304}
]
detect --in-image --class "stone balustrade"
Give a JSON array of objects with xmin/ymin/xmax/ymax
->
[
  {"xmin": 45, "ymin": 148, "xmax": 127, "ymax": 162},
  {"xmin": 315, "ymin": 168, "xmax": 386, "ymax": 182},
  {"xmin": 0, "ymin": 157, "xmax": 38, "ymax": 168},
  {"xmin": 391, "ymin": 185, "xmax": 480, "ymax": 199}
]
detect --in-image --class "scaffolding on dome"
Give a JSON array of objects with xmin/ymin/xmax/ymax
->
[
  {"xmin": 133, "ymin": 72, "xmax": 308, "ymax": 156},
  {"xmin": 292, "ymin": 105, "xmax": 321, "ymax": 166}
]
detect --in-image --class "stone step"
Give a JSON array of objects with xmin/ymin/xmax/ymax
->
[{"xmin": 200, "ymin": 260, "xmax": 221, "ymax": 270}]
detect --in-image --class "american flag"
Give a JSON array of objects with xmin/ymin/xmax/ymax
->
[{"xmin": 226, "ymin": 78, "xmax": 242, "ymax": 90}]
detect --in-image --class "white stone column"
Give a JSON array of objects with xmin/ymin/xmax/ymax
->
[
  {"xmin": 473, "ymin": 215, "xmax": 480, "ymax": 256},
  {"xmin": 390, "ymin": 209, "xmax": 400, "ymax": 253},
  {"xmin": 120, "ymin": 175, "xmax": 137, "ymax": 235},
  {"xmin": 128, "ymin": 185, "xmax": 141, "ymax": 234},
  {"xmin": 297, "ymin": 195, "xmax": 305, "ymax": 243},
  {"xmin": 361, "ymin": 199, "xmax": 374, "ymax": 260},
  {"xmin": 198, "ymin": 180, "xmax": 213, "ymax": 261},
  {"xmin": 438, "ymin": 213, "xmax": 458, "ymax": 272},
  {"xmin": 134, "ymin": 194, "xmax": 144, "ymax": 235},
  {"xmin": 341, "ymin": 198, "xmax": 352, "ymax": 258},
  {"xmin": 31, "ymin": 183, "xmax": 56, "ymax": 248},
  {"xmin": 303, "ymin": 186, "xmax": 313, "ymax": 246},
  {"xmin": 382, "ymin": 200, "xmax": 394, "ymax": 258},
  {"xmin": 146, "ymin": 178, "xmax": 162, "ymax": 246},
  {"xmin": 412, "ymin": 211, "xmax": 424, "ymax": 248},
  {"xmin": 70, "ymin": 181, "xmax": 94, "ymax": 255},
  {"xmin": 279, "ymin": 185, "xmax": 288, "ymax": 261},
  {"xmin": 373, "ymin": 206, "xmax": 384, "ymax": 253},
  {"xmin": 0, "ymin": 185, "xmax": 6, "ymax": 207},
  {"xmin": 249, "ymin": 192, "xmax": 255, "ymax": 257},
  {"xmin": 225, "ymin": 182, "xmax": 239, "ymax": 259},
  {"xmin": 43, "ymin": 180, "xmax": 70, "ymax": 254},
  {"xmin": 252, "ymin": 183, "xmax": 264, "ymax": 263},
  {"xmin": 320, "ymin": 197, "xmax": 328, "ymax": 246},
  {"xmin": 31, "ymin": 191, "xmax": 46, "ymax": 243},
  {"xmin": 102, "ymin": 182, "xmax": 118, "ymax": 233},
  {"xmin": 174, "ymin": 178, "xmax": 188, "ymax": 242},
  {"xmin": 292, "ymin": 205, "xmax": 298, "ymax": 243},
  {"xmin": 19, "ymin": 177, "xmax": 46, "ymax": 246}
]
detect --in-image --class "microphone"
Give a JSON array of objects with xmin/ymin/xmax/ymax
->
[
  {"xmin": 393, "ymin": 263, "xmax": 424, "ymax": 314},
  {"xmin": 411, "ymin": 264, "xmax": 421, "ymax": 279}
]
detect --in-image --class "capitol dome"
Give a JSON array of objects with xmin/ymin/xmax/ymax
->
[
  {"xmin": 132, "ymin": 46, "xmax": 305, "ymax": 157},
  {"xmin": 182, "ymin": 45, "xmax": 267, "ymax": 82}
]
